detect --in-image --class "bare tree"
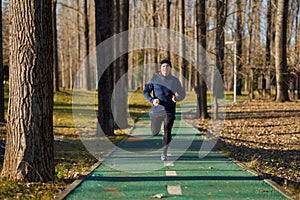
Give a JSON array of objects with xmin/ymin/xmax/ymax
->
[
  {"xmin": 265, "ymin": 0, "xmax": 273, "ymax": 98},
  {"xmin": 1, "ymin": 0, "xmax": 54, "ymax": 182},
  {"xmin": 0, "ymin": 0, "xmax": 4, "ymax": 123},
  {"xmin": 56, "ymin": 0, "xmax": 81, "ymax": 89},
  {"xmin": 178, "ymin": 0, "xmax": 187, "ymax": 89},
  {"xmin": 195, "ymin": 0, "xmax": 209, "ymax": 119},
  {"xmin": 275, "ymin": 0, "xmax": 290, "ymax": 102},
  {"xmin": 236, "ymin": 0, "xmax": 243, "ymax": 95},
  {"xmin": 82, "ymin": 0, "xmax": 91, "ymax": 90},
  {"xmin": 164, "ymin": 0, "xmax": 171, "ymax": 58},
  {"xmin": 295, "ymin": 0, "xmax": 300, "ymax": 99},
  {"xmin": 213, "ymin": 0, "xmax": 227, "ymax": 119},
  {"xmin": 113, "ymin": 0, "xmax": 130, "ymax": 129},
  {"xmin": 95, "ymin": 0, "xmax": 115, "ymax": 136},
  {"xmin": 247, "ymin": 0, "xmax": 254, "ymax": 100},
  {"xmin": 53, "ymin": 0, "xmax": 60, "ymax": 92}
]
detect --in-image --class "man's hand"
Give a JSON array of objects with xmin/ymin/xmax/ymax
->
[
  {"xmin": 153, "ymin": 99, "xmax": 160, "ymax": 106},
  {"xmin": 172, "ymin": 95, "xmax": 178, "ymax": 103}
]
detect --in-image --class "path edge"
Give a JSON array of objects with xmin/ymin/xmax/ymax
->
[
  {"xmin": 53, "ymin": 160, "xmax": 102, "ymax": 200},
  {"xmin": 229, "ymin": 157, "xmax": 293, "ymax": 199},
  {"xmin": 53, "ymin": 134, "xmax": 130, "ymax": 200}
]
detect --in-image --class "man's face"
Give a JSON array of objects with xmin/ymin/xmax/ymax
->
[{"xmin": 160, "ymin": 63, "xmax": 171, "ymax": 76}]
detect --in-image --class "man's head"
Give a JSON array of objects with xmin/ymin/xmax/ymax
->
[{"xmin": 160, "ymin": 59, "xmax": 172, "ymax": 76}]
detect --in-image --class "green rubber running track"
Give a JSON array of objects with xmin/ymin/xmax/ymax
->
[{"xmin": 63, "ymin": 104, "xmax": 291, "ymax": 200}]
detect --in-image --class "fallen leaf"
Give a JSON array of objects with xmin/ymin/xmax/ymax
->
[{"xmin": 151, "ymin": 193, "xmax": 164, "ymax": 198}]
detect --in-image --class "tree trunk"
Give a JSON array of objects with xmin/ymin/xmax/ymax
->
[
  {"xmin": 2, "ymin": 0, "xmax": 54, "ymax": 182},
  {"xmin": 53, "ymin": 0, "xmax": 60, "ymax": 92},
  {"xmin": 68, "ymin": 37, "xmax": 73, "ymax": 88},
  {"xmin": 247, "ymin": 0, "xmax": 254, "ymax": 100},
  {"xmin": 178, "ymin": 0, "xmax": 186, "ymax": 89},
  {"xmin": 236, "ymin": 0, "xmax": 243, "ymax": 95},
  {"xmin": 95, "ymin": 0, "xmax": 115, "ymax": 136},
  {"xmin": 275, "ymin": 0, "xmax": 290, "ymax": 102},
  {"xmin": 171, "ymin": 0, "xmax": 178, "ymax": 67},
  {"xmin": 82, "ymin": 0, "xmax": 91, "ymax": 90},
  {"xmin": 195, "ymin": 0, "xmax": 209, "ymax": 119},
  {"xmin": 164, "ymin": 0, "xmax": 170, "ymax": 58},
  {"xmin": 214, "ymin": 0, "xmax": 227, "ymax": 119},
  {"xmin": 265, "ymin": 0, "xmax": 272, "ymax": 98},
  {"xmin": 113, "ymin": 0, "xmax": 129, "ymax": 129},
  {"xmin": 0, "ymin": 0, "xmax": 4, "ymax": 123}
]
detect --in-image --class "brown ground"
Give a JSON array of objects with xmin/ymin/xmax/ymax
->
[{"xmin": 184, "ymin": 100, "xmax": 300, "ymax": 199}]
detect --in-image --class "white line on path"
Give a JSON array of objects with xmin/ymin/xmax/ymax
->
[
  {"xmin": 164, "ymin": 159, "xmax": 182, "ymax": 195},
  {"xmin": 166, "ymin": 171, "xmax": 177, "ymax": 176},
  {"xmin": 164, "ymin": 161, "xmax": 174, "ymax": 166},
  {"xmin": 167, "ymin": 185, "xmax": 182, "ymax": 195}
]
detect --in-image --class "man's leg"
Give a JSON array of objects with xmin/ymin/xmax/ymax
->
[
  {"xmin": 151, "ymin": 114, "xmax": 164, "ymax": 136},
  {"xmin": 161, "ymin": 114, "xmax": 176, "ymax": 160},
  {"xmin": 163, "ymin": 114, "xmax": 176, "ymax": 145}
]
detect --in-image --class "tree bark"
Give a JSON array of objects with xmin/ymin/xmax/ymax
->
[
  {"xmin": 53, "ymin": 0, "xmax": 60, "ymax": 92},
  {"xmin": 95, "ymin": 0, "xmax": 115, "ymax": 136},
  {"xmin": 236, "ymin": 0, "xmax": 243, "ymax": 95},
  {"xmin": 2, "ymin": 0, "xmax": 54, "ymax": 182},
  {"xmin": 164, "ymin": 0, "xmax": 171, "ymax": 58},
  {"xmin": 0, "ymin": 0, "xmax": 4, "ymax": 123},
  {"xmin": 275, "ymin": 0, "xmax": 290, "ymax": 102},
  {"xmin": 82, "ymin": 0, "xmax": 91, "ymax": 90},
  {"xmin": 247, "ymin": 0, "xmax": 254, "ymax": 100},
  {"xmin": 178, "ymin": 0, "xmax": 186, "ymax": 89},
  {"xmin": 265, "ymin": 0, "xmax": 272, "ymax": 98},
  {"xmin": 214, "ymin": 0, "xmax": 227, "ymax": 119},
  {"xmin": 113, "ymin": 0, "xmax": 129, "ymax": 129},
  {"xmin": 195, "ymin": 0, "xmax": 209, "ymax": 119}
]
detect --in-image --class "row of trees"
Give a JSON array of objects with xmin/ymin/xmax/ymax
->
[
  {"xmin": 0, "ymin": 0, "xmax": 296, "ymax": 182},
  {"xmin": 49, "ymin": 0, "xmax": 300, "ymax": 96},
  {"xmin": 1, "ymin": 1, "xmax": 298, "ymax": 94}
]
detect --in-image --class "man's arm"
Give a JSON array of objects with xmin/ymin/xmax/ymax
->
[
  {"xmin": 143, "ymin": 83, "xmax": 154, "ymax": 103},
  {"xmin": 175, "ymin": 79, "xmax": 186, "ymax": 101}
]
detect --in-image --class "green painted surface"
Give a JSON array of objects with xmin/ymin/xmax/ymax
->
[{"xmin": 66, "ymin": 108, "xmax": 290, "ymax": 200}]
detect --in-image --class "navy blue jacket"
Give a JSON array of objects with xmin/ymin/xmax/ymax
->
[{"xmin": 143, "ymin": 72, "xmax": 186, "ymax": 114}]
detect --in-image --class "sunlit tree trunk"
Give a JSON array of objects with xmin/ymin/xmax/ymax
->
[
  {"xmin": 53, "ymin": 0, "xmax": 60, "ymax": 92},
  {"xmin": 178, "ymin": 0, "xmax": 186, "ymax": 89},
  {"xmin": 164, "ymin": 0, "xmax": 170, "ymax": 58},
  {"xmin": 68, "ymin": 36, "xmax": 73, "ymax": 88},
  {"xmin": 275, "ymin": 0, "xmax": 290, "ymax": 102},
  {"xmin": 1, "ymin": 0, "xmax": 54, "ymax": 182},
  {"xmin": 247, "ymin": 0, "xmax": 254, "ymax": 100},
  {"xmin": 295, "ymin": 0, "xmax": 300, "ymax": 99},
  {"xmin": 171, "ymin": 0, "xmax": 179, "ymax": 67},
  {"xmin": 82, "ymin": 0, "xmax": 91, "ymax": 90}
]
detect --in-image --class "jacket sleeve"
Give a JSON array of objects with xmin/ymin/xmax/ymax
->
[
  {"xmin": 175, "ymin": 79, "xmax": 186, "ymax": 101},
  {"xmin": 143, "ymin": 83, "xmax": 154, "ymax": 103}
]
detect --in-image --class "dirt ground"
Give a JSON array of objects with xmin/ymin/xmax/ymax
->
[{"xmin": 184, "ymin": 100, "xmax": 300, "ymax": 199}]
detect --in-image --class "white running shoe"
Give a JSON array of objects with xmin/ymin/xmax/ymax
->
[{"xmin": 161, "ymin": 153, "xmax": 167, "ymax": 161}]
